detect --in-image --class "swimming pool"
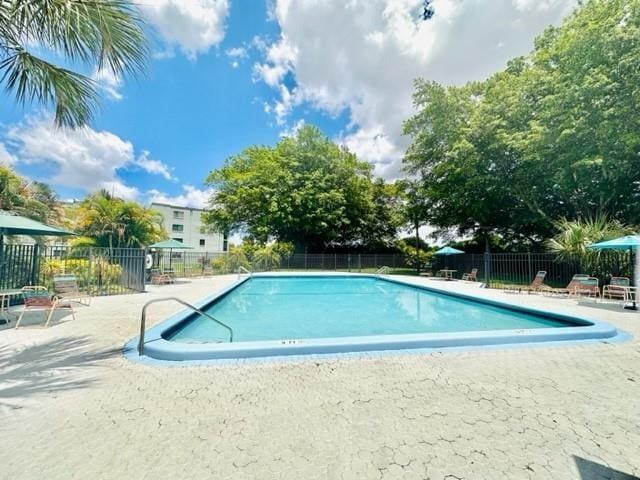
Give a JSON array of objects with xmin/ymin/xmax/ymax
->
[{"xmin": 134, "ymin": 274, "xmax": 620, "ymax": 361}]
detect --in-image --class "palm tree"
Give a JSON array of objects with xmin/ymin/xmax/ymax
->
[
  {"xmin": 0, "ymin": 165, "xmax": 61, "ymax": 223},
  {"xmin": 74, "ymin": 191, "xmax": 165, "ymax": 250},
  {"xmin": 0, "ymin": 1, "xmax": 147, "ymax": 128}
]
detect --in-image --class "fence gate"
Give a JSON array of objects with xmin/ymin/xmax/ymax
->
[{"xmin": 39, "ymin": 246, "xmax": 146, "ymax": 296}]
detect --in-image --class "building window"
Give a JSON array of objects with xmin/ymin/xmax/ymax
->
[
  {"xmin": 172, "ymin": 224, "xmax": 184, "ymax": 232},
  {"xmin": 223, "ymin": 233, "xmax": 228, "ymax": 252},
  {"xmin": 172, "ymin": 238, "xmax": 183, "ymax": 242},
  {"xmin": 199, "ymin": 239, "xmax": 205, "ymax": 247},
  {"xmin": 173, "ymin": 211, "xmax": 184, "ymax": 219}
]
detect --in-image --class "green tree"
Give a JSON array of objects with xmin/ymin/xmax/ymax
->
[
  {"xmin": 0, "ymin": 165, "xmax": 61, "ymax": 223},
  {"xmin": 397, "ymin": 179, "xmax": 431, "ymax": 273},
  {"xmin": 404, "ymin": 0, "xmax": 640, "ymax": 244},
  {"xmin": 205, "ymin": 125, "xmax": 399, "ymax": 252},
  {"xmin": 0, "ymin": 0, "xmax": 147, "ymax": 128},
  {"xmin": 73, "ymin": 190, "xmax": 164, "ymax": 249}
]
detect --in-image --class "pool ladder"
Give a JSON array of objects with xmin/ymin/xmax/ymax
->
[
  {"xmin": 138, "ymin": 297, "xmax": 234, "ymax": 356},
  {"xmin": 237, "ymin": 266, "xmax": 252, "ymax": 280},
  {"xmin": 376, "ymin": 266, "xmax": 390, "ymax": 276}
]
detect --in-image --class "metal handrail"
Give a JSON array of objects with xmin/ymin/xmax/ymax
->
[
  {"xmin": 376, "ymin": 266, "xmax": 390, "ymax": 275},
  {"xmin": 237, "ymin": 266, "xmax": 252, "ymax": 279},
  {"xmin": 138, "ymin": 297, "xmax": 233, "ymax": 355}
]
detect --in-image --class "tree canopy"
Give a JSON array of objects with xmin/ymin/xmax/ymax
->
[
  {"xmin": 0, "ymin": 165, "xmax": 63, "ymax": 224},
  {"xmin": 72, "ymin": 190, "xmax": 165, "ymax": 249},
  {"xmin": 403, "ymin": 0, "xmax": 640, "ymax": 247},
  {"xmin": 205, "ymin": 125, "xmax": 401, "ymax": 252}
]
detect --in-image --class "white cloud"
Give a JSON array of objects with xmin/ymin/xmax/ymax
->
[
  {"xmin": 0, "ymin": 142, "xmax": 16, "ymax": 166},
  {"xmin": 140, "ymin": 0, "xmax": 230, "ymax": 59},
  {"xmin": 135, "ymin": 150, "xmax": 175, "ymax": 180},
  {"xmin": 253, "ymin": 35, "xmax": 297, "ymax": 87},
  {"xmin": 5, "ymin": 116, "xmax": 173, "ymax": 200},
  {"xmin": 148, "ymin": 185, "xmax": 213, "ymax": 208},
  {"xmin": 279, "ymin": 119, "xmax": 306, "ymax": 137},
  {"xmin": 258, "ymin": 0, "xmax": 577, "ymax": 178},
  {"xmin": 226, "ymin": 47, "xmax": 248, "ymax": 58},
  {"xmin": 91, "ymin": 67, "xmax": 123, "ymax": 101}
]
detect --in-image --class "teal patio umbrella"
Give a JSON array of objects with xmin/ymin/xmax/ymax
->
[
  {"xmin": 148, "ymin": 239, "xmax": 194, "ymax": 269},
  {"xmin": 0, "ymin": 212, "xmax": 75, "ymax": 291},
  {"xmin": 589, "ymin": 235, "xmax": 640, "ymax": 310},
  {"xmin": 433, "ymin": 246, "xmax": 464, "ymax": 270}
]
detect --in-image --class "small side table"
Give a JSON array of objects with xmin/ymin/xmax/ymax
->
[{"xmin": 0, "ymin": 289, "xmax": 24, "ymax": 325}]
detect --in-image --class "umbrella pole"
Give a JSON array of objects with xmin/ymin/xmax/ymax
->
[{"xmin": 626, "ymin": 246, "xmax": 637, "ymax": 310}]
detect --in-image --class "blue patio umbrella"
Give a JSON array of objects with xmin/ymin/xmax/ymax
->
[
  {"xmin": 434, "ymin": 247, "xmax": 465, "ymax": 256},
  {"xmin": 589, "ymin": 235, "xmax": 640, "ymax": 310},
  {"xmin": 433, "ymin": 246, "xmax": 464, "ymax": 270}
]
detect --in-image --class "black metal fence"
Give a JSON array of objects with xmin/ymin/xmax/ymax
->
[
  {"xmin": 279, "ymin": 253, "xmax": 411, "ymax": 272},
  {"xmin": 432, "ymin": 251, "xmax": 633, "ymax": 287},
  {"xmin": 153, "ymin": 251, "xmax": 227, "ymax": 278},
  {"xmin": 0, "ymin": 244, "xmax": 634, "ymax": 295},
  {"xmin": 0, "ymin": 244, "xmax": 146, "ymax": 295}
]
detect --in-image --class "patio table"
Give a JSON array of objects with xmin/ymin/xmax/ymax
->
[
  {"xmin": 438, "ymin": 269, "xmax": 457, "ymax": 280},
  {"xmin": 0, "ymin": 288, "xmax": 23, "ymax": 325}
]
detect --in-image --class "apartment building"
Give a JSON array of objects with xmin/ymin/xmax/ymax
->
[{"xmin": 150, "ymin": 202, "xmax": 227, "ymax": 252}]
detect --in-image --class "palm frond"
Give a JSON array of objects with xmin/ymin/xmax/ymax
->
[
  {"xmin": 0, "ymin": 0, "xmax": 147, "ymax": 127},
  {"xmin": 0, "ymin": 49, "xmax": 98, "ymax": 128},
  {"xmin": 8, "ymin": 0, "xmax": 147, "ymax": 75}
]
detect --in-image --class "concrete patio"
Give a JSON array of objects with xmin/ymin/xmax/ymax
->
[{"xmin": 1, "ymin": 274, "xmax": 639, "ymax": 479}]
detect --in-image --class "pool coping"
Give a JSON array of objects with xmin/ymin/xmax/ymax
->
[{"xmin": 125, "ymin": 273, "xmax": 626, "ymax": 363}]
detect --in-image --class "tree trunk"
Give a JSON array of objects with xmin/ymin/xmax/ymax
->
[{"xmin": 415, "ymin": 219, "xmax": 420, "ymax": 276}]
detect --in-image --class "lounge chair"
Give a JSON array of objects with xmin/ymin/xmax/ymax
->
[
  {"xmin": 573, "ymin": 277, "xmax": 601, "ymax": 300},
  {"xmin": 602, "ymin": 277, "xmax": 630, "ymax": 302},
  {"xmin": 150, "ymin": 269, "xmax": 174, "ymax": 285},
  {"xmin": 543, "ymin": 274, "xmax": 589, "ymax": 296},
  {"xmin": 462, "ymin": 268, "xmax": 478, "ymax": 281},
  {"xmin": 15, "ymin": 286, "xmax": 75, "ymax": 328},
  {"xmin": 503, "ymin": 271, "xmax": 548, "ymax": 293},
  {"xmin": 53, "ymin": 274, "xmax": 91, "ymax": 306}
]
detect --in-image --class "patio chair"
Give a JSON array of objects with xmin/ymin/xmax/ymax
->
[
  {"xmin": 602, "ymin": 277, "xmax": 630, "ymax": 302},
  {"xmin": 53, "ymin": 274, "xmax": 91, "ymax": 306},
  {"xmin": 573, "ymin": 277, "xmax": 601, "ymax": 300},
  {"xmin": 502, "ymin": 271, "xmax": 548, "ymax": 293},
  {"xmin": 150, "ymin": 269, "xmax": 174, "ymax": 285},
  {"xmin": 543, "ymin": 274, "xmax": 590, "ymax": 296},
  {"xmin": 15, "ymin": 286, "xmax": 75, "ymax": 328},
  {"xmin": 462, "ymin": 268, "xmax": 478, "ymax": 281}
]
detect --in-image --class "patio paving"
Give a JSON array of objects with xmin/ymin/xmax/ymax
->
[{"xmin": 1, "ymin": 274, "xmax": 639, "ymax": 479}]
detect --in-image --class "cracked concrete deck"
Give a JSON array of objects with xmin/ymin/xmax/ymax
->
[{"xmin": 1, "ymin": 274, "xmax": 639, "ymax": 479}]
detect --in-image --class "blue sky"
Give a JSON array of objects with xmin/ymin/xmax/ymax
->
[{"xmin": 0, "ymin": 0, "xmax": 577, "ymax": 208}]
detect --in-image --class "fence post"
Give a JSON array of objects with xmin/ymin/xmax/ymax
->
[
  {"xmin": 358, "ymin": 254, "xmax": 361, "ymax": 272},
  {"xmin": 527, "ymin": 251, "xmax": 532, "ymax": 282},
  {"xmin": 334, "ymin": 254, "xmax": 337, "ymax": 271},
  {"xmin": 484, "ymin": 251, "xmax": 491, "ymax": 285},
  {"xmin": 30, "ymin": 243, "xmax": 40, "ymax": 286}
]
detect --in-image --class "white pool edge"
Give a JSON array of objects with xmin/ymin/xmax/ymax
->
[{"xmin": 125, "ymin": 273, "xmax": 625, "ymax": 363}]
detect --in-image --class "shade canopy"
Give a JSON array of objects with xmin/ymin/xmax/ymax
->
[
  {"xmin": 148, "ymin": 239, "xmax": 194, "ymax": 249},
  {"xmin": 0, "ymin": 212, "xmax": 74, "ymax": 237},
  {"xmin": 588, "ymin": 235, "xmax": 640, "ymax": 250},
  {"xmin": 433, "ymin": 246, "xmax": 465, "ymax": 255}
]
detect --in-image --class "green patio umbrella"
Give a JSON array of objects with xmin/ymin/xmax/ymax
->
[
  {"xmin": 433, "ymin": 246, "xmax": 464, "ymax": 270},
  {"xmin": 148, "ymin": 238, "xmax": 194, "ymax": 269},
  {"xmin": 0, "ymin": 212, "xmax": 75, "ymax": 290},
  {"xmin": 589, "ymin": 235, "xmax": 640, "ymax": 310},
  {"xmin": 0, "ymin": 212, "xmax": 74, "ymax": 240}
]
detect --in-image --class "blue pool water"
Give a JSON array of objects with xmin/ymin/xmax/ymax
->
[{"xmin": 166, "ymin": 276, "xmax": 574, "ymax": 344}]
